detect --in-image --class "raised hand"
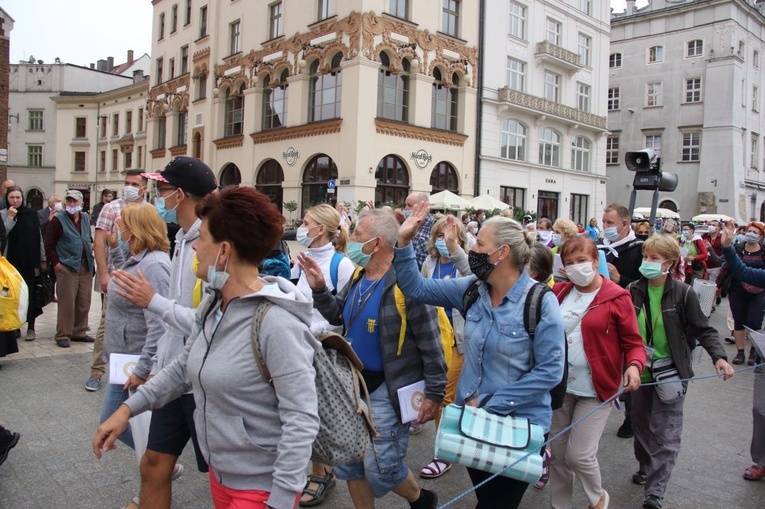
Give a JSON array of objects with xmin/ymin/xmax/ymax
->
[
  {"xmin": 442, "ymin": 215, "xmax": 462, "ymax": 255},
  {"xmin": 296, "ymin": 252, "xmax": 327, "ymax": 291},
  {"xmin": 397, "ymin": 201, "xmax": 430, "ymax": 247},
  {"xmin": 721, "ymin": 220, "xmax": 736, "ymax": 248}
]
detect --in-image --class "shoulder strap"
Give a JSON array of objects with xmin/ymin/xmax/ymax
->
[
  {"xmin": 461, "ymin": 278, "xmax": 483, "ymax": 317},
  {"xmin": 250, "ymin": 300, "xmax": 275, "ymax": 386},
  {"xmin": 524, "ymin": 282, "xmax": 550, "ymax": 341},
  {"xmin": 330, "ymin": 251, "xmax": 344, "ymax": 289},
  {"xmin": 394, "ymin": 285, "xmax": 408, "ymax": 355}
]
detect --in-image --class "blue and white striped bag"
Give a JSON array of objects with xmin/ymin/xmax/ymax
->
[{"xmin": 435, "ymin": 404, "xmax": 545, "ymax": 483}]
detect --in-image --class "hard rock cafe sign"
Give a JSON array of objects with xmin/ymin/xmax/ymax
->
[
  {"xmin": 283, "ymin": 147, "xmax": 300, "ymax": 166},
  {"xmin": 411, "ymin": 149, "xmax": 433, "ymax": 169}
]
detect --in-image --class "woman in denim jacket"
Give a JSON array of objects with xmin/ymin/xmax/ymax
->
[{"xmin": 394, "ymin": 203, "xmax": 565, "ymax": 509}]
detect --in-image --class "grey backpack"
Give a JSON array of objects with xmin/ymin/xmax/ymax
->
[{"xmin": 250, "ymin": 300, "xmax": 377, "ymax": 466}]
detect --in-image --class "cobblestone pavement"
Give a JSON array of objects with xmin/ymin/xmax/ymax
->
[{"xmin": 1, "ymin": 279, "xmax": 764, "ymax": 508}]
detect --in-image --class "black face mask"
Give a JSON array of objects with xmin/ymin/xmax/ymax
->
[
  {"xmin": 636, "ymin": 234, "xmax": 650, "ymax": 241},
  {"xmin": 468, "ymin": 247, "xmax": 502, "ymax": 282}
]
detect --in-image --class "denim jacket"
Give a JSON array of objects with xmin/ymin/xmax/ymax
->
[{"xmin": 393, "ymin": 244, "xmax": 565, "ymax": 433}]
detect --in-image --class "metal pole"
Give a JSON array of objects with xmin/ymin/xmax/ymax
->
[
  {"xmin": 628, "ymin": 188, "xmax": 637, "ymax": 217},
  {"xmin": 649, "ymin": 188, "xmax": 660, "ymax": 228}
]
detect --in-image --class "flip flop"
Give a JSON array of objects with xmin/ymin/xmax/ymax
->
[
  {"xmin": 743, "ymin": 464, "xmax": 765, "ymax": 481},
  {"xmin": 420, "ymin": 458, "xmax": 452, "ymax": 478},
  {"xmin": 122, "ymin": 496, "xmax": 139, "ymax": 509}
]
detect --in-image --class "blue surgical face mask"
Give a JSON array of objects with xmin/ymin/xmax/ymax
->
[
  {"xmin": 603, "ymin": 225, "xmax": 621, "ymax": 241},
  {"xmin": 639, "ymin": 260, "xmax": 667, "ymax": 280},
  {"xmin": 435, "ymin": 238, "xmax": 450, "ymax": 258},
  {"xmin": 403, "ymin": 210, "xmax": 412, "ymax": 219},
  {"xmin": 552, "ymin": 233, "xmax": 563, "ymax": 247},
  {"xmin": 154, "ymin": 190, "xmax": 179, "ymax": 223},
  {"xmin": 745, "ymin": 231, "xmax": 761, "ymax": 244},
  {"xmin": 682, "ymin": 230, "xmax": 691, "ymax": 239},
  {"xmin": 735, "ymin": 234, "xmax": 747, "ymax": 244},
  {"xmin": 118, "ymin": 230, "xmax": 132, "ymax": 254},
  {"xmin": 347, "ymin": 238, "xmax": 376, "ymax": 267},
  {"xmin": 207, "ymin": 246, "xmax": 230, "ymax": 290}
]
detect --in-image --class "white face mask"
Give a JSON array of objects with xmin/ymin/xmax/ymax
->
[
  {"xmin": 538, "ymin": 230, "xmax": 552, "ymax": 243},
  {"xmin": 566, "ymin": 261, "xmax": 597, "ymax": 287},
  {"xmin": 53, "ymin": 202, "xmax": 63, "ymax": 211},
  {"xmin": 296, "ymin": 225, "xmax": 318, "ymax": 248},
  {"xmin": 123, "ymin": 185, "xmax": 141, "ymax": 202}
]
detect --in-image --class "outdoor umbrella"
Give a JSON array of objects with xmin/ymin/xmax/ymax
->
[
  {"xmin": 470, "ymin": 194, "xmax": 510, "ymax": 211},
  {"xmin": 428, "ymin": 190, "xmax": 473, "ymax": 211}
]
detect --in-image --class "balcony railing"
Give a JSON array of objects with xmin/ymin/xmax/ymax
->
[
  {"xmin": 535, "ymin": 41, "xmax": 582, "ymax": 72},
  {"xmin": 498, "ymin": 87, "xmax": 607, "ymax": 130}
]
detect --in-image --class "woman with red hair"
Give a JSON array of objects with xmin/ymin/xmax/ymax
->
[{"xmin": 549, "ymin": 236, "xmax": 646, "ymax": 509}]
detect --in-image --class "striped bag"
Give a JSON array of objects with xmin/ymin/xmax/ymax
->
[{"xmin": 435, "ymin": 404, "xmax": 545, "ymax": 483}]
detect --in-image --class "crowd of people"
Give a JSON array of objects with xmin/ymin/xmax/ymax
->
[{"xmin": 0, "ymin": 165, "xmax": 763, "ymax": 509}]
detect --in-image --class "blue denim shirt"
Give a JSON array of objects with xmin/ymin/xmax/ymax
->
[{"xmin": 393, "ymin": 243, "xmax": 565, "ymax": 433}]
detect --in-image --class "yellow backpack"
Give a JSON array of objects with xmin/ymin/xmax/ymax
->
[{"xmin": 350, "ymin": 267, "xmax": 453, "ymax": 368}]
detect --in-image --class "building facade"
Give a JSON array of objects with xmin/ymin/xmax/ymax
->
[
  {"xmin": 0, "ymin": 8, "xmax": 14, "ymax": 183},
  {"xmin": 147, "ymin": 0, "xmax": 478, "ymax": 216},
  {"xmin": 50, "ymin": 78, "xmax": 150, "ymax": 211},
  {"xmin": 8, "ymin": 63, "xmax": 134, "ymax": 208},
  {"xmin": 609, "ymin": 0, "xmax": 765, "ymax": 223},
  {"xmin": 478, "ymin": 0, "xmax": 609, "ymax": 225}
]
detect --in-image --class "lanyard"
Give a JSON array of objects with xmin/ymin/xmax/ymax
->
[
  {"xmin": 436, "ymin": 259, "xmax": 456, "ymax": 280},
  {"xmin": 346, "ymin": 277, "xmax": 382, "ymax": 331}
]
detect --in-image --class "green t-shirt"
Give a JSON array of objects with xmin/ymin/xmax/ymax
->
[{"xmin": 638, "ymin": 284, "xmax": 671, "ymax": 383}]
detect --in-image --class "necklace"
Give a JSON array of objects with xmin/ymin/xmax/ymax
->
[
  {"xmin": 355, "ymin": 277, "xmax": 382, "ymax": 307},
  {"xmin": 347, "ymin": 276, "xmax": 383, "ymax": 330}
]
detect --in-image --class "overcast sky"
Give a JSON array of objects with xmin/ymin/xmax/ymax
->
[
  {"xmin": 3, "ymin": 0, "xmax": 648, "ymax": 67},
  {"xmin": 4, "ymin": 0, "xmax": 152, "ymax": 67}
]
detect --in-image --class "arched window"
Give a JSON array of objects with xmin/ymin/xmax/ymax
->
[
  {"xmin": 375, "ymin": 154, "xmax": 409, "ymax": 207},
  {"xmin": 430, "ymin": 161, "xmax": 459, "ymax": 194},
  {"xmin": 257, "ymin": 159, "xmax": 285, "ymax": 211},
  {"xmin": 309, "ymin": 53, "xmax": 343, "ymax": 122},
  {"xmin": 263, "ymin": 70, "xmax": 288, "ymax": 130},
  {"xmin": 571, "ymin": 136, "xmax": 591, "ymax": 171},
  {"xmin": 659, "ymin": 200, "xmax": 678, "ymax": 212},
  {"xmin": 539, "ymin": 128, "xmax": 561, "ymax": 167},
  {"xmin": 193, "ymin": 131, "xmax": 202, "ymax": 159},
  {"xmin": 432, "ymin": 68, "xmax": 458, "ymax": 131},
  {"xmin": 25, "ymin": 188, "xmax": 44, "ymax": 211},
  {"xmin": 500, "ymin": 119, "xmax": 526, "ymax": 160},
  {"xmin": 302, "ymin": 154, "xmax": 338, "ymax": 212},
  {"xmin": 377, "ymin": 52, "xmax": 409, "ymax": 122},
  {"xmin": 224, "ymin": 85, "xmax": 244, "ymax": 137},
  {"xmin": 219, "ymin": 163, "xmax": 241, "ymax": 187}
]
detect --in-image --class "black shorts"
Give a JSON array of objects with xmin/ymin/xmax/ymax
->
[{"xmin": 147, "ymin": 394, "xmax": 208, "ymax": 472}]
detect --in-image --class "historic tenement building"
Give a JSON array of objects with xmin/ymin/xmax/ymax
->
[
  {"xmin": 147, "ymin": 0, "xmax": 478, "ymax": 214},
  {"xmin": 610, "ymin": 0, "xmax": 765, "ymax": 222}
]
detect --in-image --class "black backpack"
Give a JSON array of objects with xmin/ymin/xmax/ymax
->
[{"xmin": 461, "ymin": 280, "xmax": 568, "ymax": 410}]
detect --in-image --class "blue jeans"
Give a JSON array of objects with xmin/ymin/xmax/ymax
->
[
  {"xmin": 100, "ymin": 383, "xmax": 134, "ymax": 449},
  {"xmin": 334, "ymin": 382, "xmax": 410, "ymax": 498}
]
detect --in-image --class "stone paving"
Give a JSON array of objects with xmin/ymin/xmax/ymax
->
[{"xmin": 1, "ymin": 279, "xmax": 765, "ymax": 508}]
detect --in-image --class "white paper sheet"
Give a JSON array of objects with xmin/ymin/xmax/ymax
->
[
  {"xmin": 397, "ymin": 380, "xmax": 426, "ymax": 423},
  {"xmin": 109, "ymin": 353, "xmax": 140, "ymax": 385}
]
